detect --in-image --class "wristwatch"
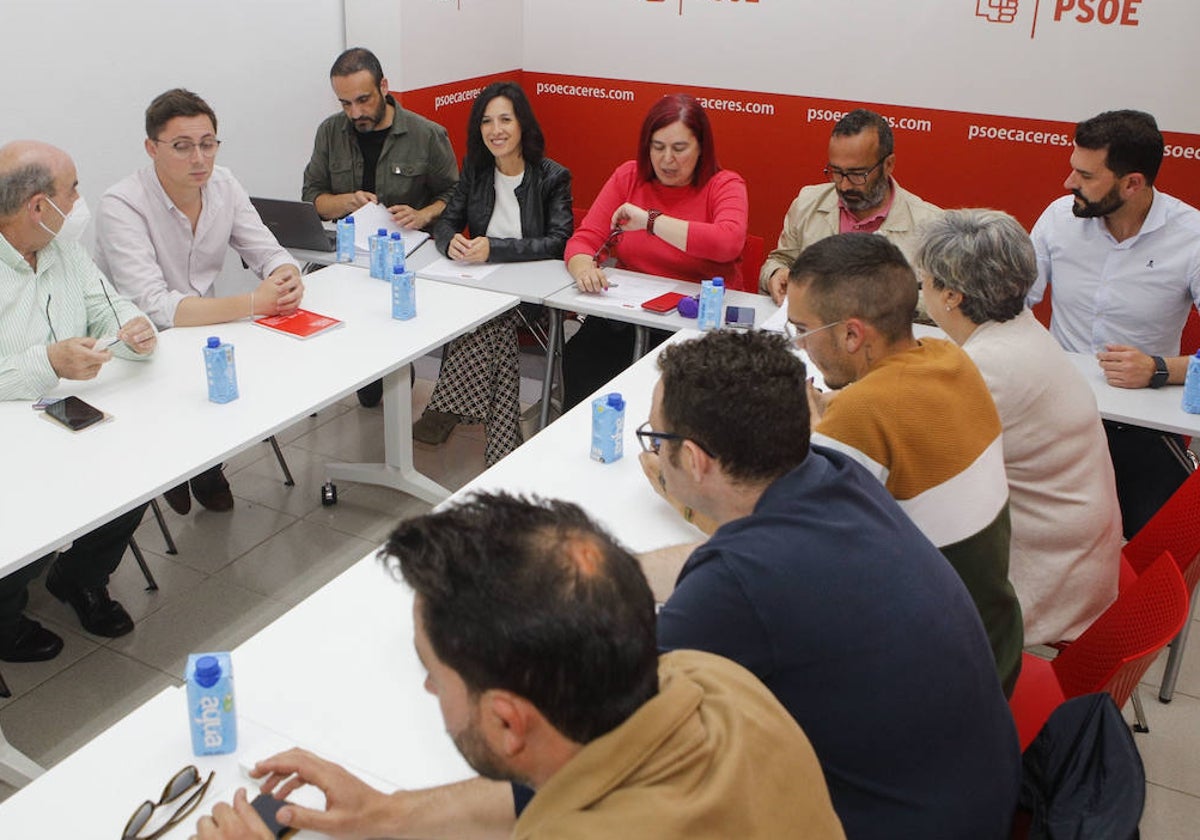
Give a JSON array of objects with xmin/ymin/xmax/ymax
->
[
  {"xmin": 647, "ymin": 209, "xmax": 663, "ymax": 237},
  {"xmin": 1150, "ymin": 355, "xmax": 1169, "ymax": 389}
]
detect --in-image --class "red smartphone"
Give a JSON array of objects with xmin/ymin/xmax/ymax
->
[{"xmin": 641, "ymin": 292, "xmax": 687, "ymax": 313}]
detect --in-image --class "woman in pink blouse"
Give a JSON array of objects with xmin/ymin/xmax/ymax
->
[{"xmin": 563, "ymin": 94, "xmax": 748, "ymax": 407}]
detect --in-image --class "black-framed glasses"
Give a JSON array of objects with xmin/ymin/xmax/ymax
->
[
  {"xmin": 783, "ymin": 319, "xmax": 844, "ymax": 347},
  {"xmin": 593, "ymin": 227, "xmax": 623, "ymax": 266},
  {"xmin": 122, "ymin": 764, "xmax": 214, "ymax": 840},
  {"xmin": 822, "ymin": 157, "xmax": 886, "ymax": 186},
  {"xmin": 152, "ymin": 138, "xmax": 222, "ymax": 159},
  {"xmin": 635, "ymin": 421, "xmax": 713, "ymax": 456},
  {"xmin": 44, "ymin": 280, "xmax": 124, "ymax": 348}
]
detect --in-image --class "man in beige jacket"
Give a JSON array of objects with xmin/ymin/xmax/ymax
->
[{"xmin": 761, "ymin": 108, "xmax": 942, "ymax": 306}]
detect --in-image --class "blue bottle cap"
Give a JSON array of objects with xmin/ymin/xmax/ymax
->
[
  {"xmin": 391, "ymin": 232, "xmax": 402, "ymax": 240},
  {"xmin": 712, "ymin": 277, "xmax": 724, "ymax": 288},
  {"xmin": 606, "ymin": 392, "xmax": 625, "ymax": 410},
  {"xmin": 393, "ymin": 264, "xmax": 404, "ymax": 274},
  {"xmin": 206, "ymin": 336, "xmax": 220, "ymax": 348},
  {"xmin": 194, "ymin": 655, "xmax": 222, "ymax": 687},
  {"xmin": 377, "ymin": 228, "xmax": 388, "ymax": 236},
  {"xmin": 345, "ymin": 216, "xmax": 355, "ymax": 224}
]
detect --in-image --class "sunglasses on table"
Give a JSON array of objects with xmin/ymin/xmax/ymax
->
[{"xmin": 122, "ymin": 764, "xmax": 214, "ymax": 840}]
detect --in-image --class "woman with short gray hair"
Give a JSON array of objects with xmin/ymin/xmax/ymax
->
[{"xmin": 915, "ymin": 208, "xmax": 1122, "ymax": 645}]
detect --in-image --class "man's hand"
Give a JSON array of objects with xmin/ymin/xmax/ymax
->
[
  {"xmin": 192, "ymin": 788, "xmax": 273, "ymax": 840},
  {"xmin": 116, "ymin": 316, "xmax": 157, "ymax": 355},
  {"xmin": 448, "ymin": 234, "xmax": 490, "ymax": 263},
  {"xmin": 389, "ymin": 204, "xmax": 431, "ymax": 230},
  {"xmin": 806, "ymin": 378, "xmax": 831, "ymax": 427},
  {"xmin": 266, "ymin": 265, "xmax": 305, "ymax": 315},
  {"xmin": 766, "ymin": 268, "xmax": 789, "ymax": 306},
  {"xmin": 249, "ymin": 748, "xmax": 391, "ymax": 839},
  {"xmin": 47, "ymin": 337, "xmax": 111, "ymax": 380},
  {"xmin": 342, "ymin": 191, "xmax": 378, "ymax": 218},
  {"xmin": 1098, "ymin": 344, "xmax": 1156, "ymax": 389},
  {"xmin": 610, "ymin": 202, "xmax": 649, "ymax": 232}
]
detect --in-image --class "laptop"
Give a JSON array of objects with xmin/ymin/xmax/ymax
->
[{"xmin": 251, "ymin": 197, "xmax": 336, "ymax": 252}]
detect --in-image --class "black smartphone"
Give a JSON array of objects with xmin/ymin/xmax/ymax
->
[
  {"xmin": 43, "ymin": 395, "xmax": 105, "ymax": 431},
  {"xmin": 250, "ymin": 793, "xmax": 296, "ymax": 839}
]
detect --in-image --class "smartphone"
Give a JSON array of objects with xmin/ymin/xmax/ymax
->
[
  {"xmin": 725, "ymin": 305, "xmax": 756, "ymax": 330},
  {"xmin": 44, "ymin": 395, "xmax": 105, "ymax": 431},
  {"xmin": 250, "ymin": 793, "xmax": 297, "ymax": 839},
  {"xmin": 641, "ymin": 291, "xmax": 687, "ymax": 314}
]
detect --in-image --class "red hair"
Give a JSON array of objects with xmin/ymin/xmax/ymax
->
[{"xmin": 636, "ymin": 94, "xmax": 720, "ymax": 186}]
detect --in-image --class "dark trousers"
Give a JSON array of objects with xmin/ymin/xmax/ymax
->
[
  {"xmin": 0, "ymin": 503, "xmax": 147, "ymax": 633},
  {"xmin": 1104, "ymin": 420, "xmax": 1194, "ymax": 539},
  {"xmin": 563, "ymin": 318, "xmax": 670, "ymax": 410}
]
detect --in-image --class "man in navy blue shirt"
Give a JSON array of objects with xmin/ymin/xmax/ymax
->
[{"xmin": 638, "ymin": 330, "xmax": 1020, "ymax": 840}]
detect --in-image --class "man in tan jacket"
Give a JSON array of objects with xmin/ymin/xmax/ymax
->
[
  {"xmin": 192, "ymin": 494, "xmax": 844, "ymax": 840},
  {"xmin": 761, "ymin": 108, "xmax": 942, "ymax": 306}
]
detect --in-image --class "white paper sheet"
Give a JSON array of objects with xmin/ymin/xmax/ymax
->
[
  {"xmin": 417, "ymin": 257, "xmax": 504, "ymax": 282},
  {"xmin": 349, "ymin": 202, "xmax": 430, "ymax": 255},
  {"xmin": 568, "ymin": 269, "xmax": 677, "ymax": 310}
]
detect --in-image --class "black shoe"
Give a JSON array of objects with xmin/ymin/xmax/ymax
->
[
  {"xmin": 45, "ymin": 566, "xmax": 134, "ymax": 638},
  {"xmin": 190, "ymin": 465, "xmax": 233, "ymax": 512},
  {"xmin": 0, "ymin": 616, "xmax": 64, "ymax": 663},
  {"xmin": 163, "ymin": 480, "xmax": 191, "ymax": 514},
  {"xmin": 357, "ymin": 379, "xmax": 383, "ymax": 408}
]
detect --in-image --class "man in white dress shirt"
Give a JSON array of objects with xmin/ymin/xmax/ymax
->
[
  {"xmin": 1028, "ymin": 109, "xmax": 1200, "ymax": 536},
  {"xmin": 95, "ymin": 88, "xmax": 304, "ymax": 514}
]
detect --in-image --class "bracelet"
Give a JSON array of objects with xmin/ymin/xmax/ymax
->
[{"xmin": 647, "ymin": 209, "xmax": 663, "ymax": 237}]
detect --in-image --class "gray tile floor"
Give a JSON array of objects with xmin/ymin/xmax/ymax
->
[{"xmin": 1, "ymin": 357, "xmax": 1198, "ymax": 837}]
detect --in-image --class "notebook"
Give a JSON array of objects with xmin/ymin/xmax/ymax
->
[{"xmin": 253, "ymin": 309, "xmax": 344, "ymax": 340}]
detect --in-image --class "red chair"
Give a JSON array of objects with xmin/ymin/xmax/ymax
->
[
  {"xmin": 731, "ymin": 234, "xmax": 764, "ymax": 294},
  {"xmin": 1119, "ymin": 466, "xmax": 1200, "ymax": 706},
  {"xmin": 1009, "ymin": 552, "xmax": 1189, "ymax": 751}
]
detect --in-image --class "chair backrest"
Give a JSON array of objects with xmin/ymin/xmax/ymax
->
[
  {"xmin": 1053, "ymin": 552, "xmax": 1189, "ymax": 706},
  {"xmin": 730, "ymin": 234, "xmax": 764, "ymax": 294},
  {"xmin": 1123, "ymin": 467, "xmax": 1200, "ymax": 593}
]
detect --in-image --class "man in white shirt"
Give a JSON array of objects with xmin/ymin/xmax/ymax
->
[
  {"xmin": 1028, "ymin": 109, "xmax": 1200, "ymax": 537},
  {"xmin": 95, "ymin": 88, "xmax": 304, "ymax": 514},
  {"xmin": 0, "ymin": 140, "xmax": 157, "ymax": 660}
]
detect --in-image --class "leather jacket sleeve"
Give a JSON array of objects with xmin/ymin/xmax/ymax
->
[{"xmin": 432, "ymin": 168, "xmax": 473, "ymax": 257}]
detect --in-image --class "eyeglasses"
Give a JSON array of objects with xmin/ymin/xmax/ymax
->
[
  {"xmin": 122, "ymin": 764, "xmax": 214, "ymax": 840},
  {"xmin": 823, "ymin": 157, "xmax": 886, "ymax": 186},
  {"xmin": 153, "ymin": 138, "xmax": 222, "ymax": 158},
  {"xmin": 593, "ymin": 228, "xmax": 623, "ymax": 266},
  {"xmin": 784, "ymin": 319, "xmax": 844, "ymax": 347},
  {"xmin": 635, "ymin": 421, "xmax": 713, "ymax": 456},
  {"xmin": 44, "ymin": 280, "xmax": 125, "ymax": 347}
]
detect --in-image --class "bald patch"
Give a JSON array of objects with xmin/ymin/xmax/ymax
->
[{"xmin": 0, "ymin": 140, "xmax": 67, "ymax": 174}]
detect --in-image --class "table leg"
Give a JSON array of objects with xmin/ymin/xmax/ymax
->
[
  {"xmin": 0, "ymin": 723, "xmax": 44, "ymax": 787},
  {"xmin": 538, "ymin": 309, "xmax": 563, "ymax": 431},
  {"xmin": 325, "ymin": 364, "xmax": 451, "ymax": 505},
  {"xmin": 632, "ymin": 325, "xmax": 649, "ymax": 359}
]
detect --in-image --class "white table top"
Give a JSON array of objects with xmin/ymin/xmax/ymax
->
[
  {"xmin": 453, "ymin": 330, "xmax": 708, "ymax": 554},
  {"xmin": 417, "ymin": 257, "xmax": 577, "ymax": 305},
  {"xmin": 1066, "ymin": 351, "xmax": 1200, "ymax": 437},
  {"xmin": 0, "ymin": 263, "xmax": 517, "ymax": 577}
]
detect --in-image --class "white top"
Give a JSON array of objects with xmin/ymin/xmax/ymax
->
[
  {"xmin": 962, "ymin": 310, "xmax": 1122, "ymax": 644},
  {"xmin": 485, "ymin": 167, "xmax": 524, "ymax": 239},
  {"xmin": 94, "ymin": 165, "xmax": 299, "ymax": 329},
  {"xmin": 1028, "ymin": 191, "xmax": 1200, "ymax": 356}
]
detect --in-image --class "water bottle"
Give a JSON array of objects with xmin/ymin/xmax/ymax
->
[
  {"xmin": 389, "ymin": 231, "xmax": 406, "ymax": 275},
  {"xmin": 392, "ymin": 266, "xmax": 416, "ymax": 320},
  {"xmin": 1183, "ymin": 351, "xmax": 1200, "ymax": 413},
  {"xmin": 336, "ymin": 215, "xmax": 355, "ymax": 263},
  {"xmin": 590, "ymin": 392, "xmax": 625, "ymax": 463},
  {"xmin": 203, "ymin": 336, "xmax": 238, "ymax": 404},
  {"xmin": 697, "ymin": 277, "xmax": 725, "ymax": 332},
  {"xmin": 369, "ymin": 228, "xmax": 389, "ymax": 279},
  {"xmin": 186, "ymin": 652, "xmax": 237, "ymax": 756}
]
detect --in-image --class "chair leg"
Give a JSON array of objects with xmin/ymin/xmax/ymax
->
[
  {"xmin": 1130, "ymin": 686, "xmax": 1150, "ymax": 733},
  {"xmin": 266, "ymin": 435, "xmax": 295, "ymax": 487},
  {"xmin": 149, "ymin": 498, "xmax": 178, "ymax": 555},
  {"xmin": 0, "ymin": 668, "xmax": 9, "ymax": 699},
  {"xmin": 0, "ymin": 723, "xmax": 43, "ymax": 786},
  {"xmin": 127, "ymin": 536, "xmax": 159, "ymax": 592},
  {"xmin": 1159, "ymin": 593, "xmax": 1197, "ymax": 702}
]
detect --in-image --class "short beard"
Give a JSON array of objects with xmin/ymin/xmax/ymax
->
[
  {"xmin": 1071, "ymin": 184, "xmax": 1123, "ymax": 218},
  {"xmin": 838, "ymin": 175, "xmax": 889, "ymax": 213}
]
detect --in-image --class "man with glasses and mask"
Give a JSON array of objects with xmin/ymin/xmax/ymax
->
[
  {"xmin": 303, "ymin": 46, "xmax": 458, "ymax": 407},
  {"xmin": 788, "ymin": 233, "xmax": 1023, "ymax": 699},
  {"xmin": 759, "ymin": 108, "xmax": 941, "ymax": 307},
  {"xmin": 1028, "ymin": 109, "xmax": 1200, "ymax": 538},
  {"xmin": 95, "ymin": 88, "xmax": 304, "ymax": 514},
  {"xmin": 0, "ymin": 140, "xmax": 157, "ymax": 660}
]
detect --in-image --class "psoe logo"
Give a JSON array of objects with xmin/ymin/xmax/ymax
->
[{"xmin": 976, "ymin": 0, "xmax": 1018, "ymax": 23}]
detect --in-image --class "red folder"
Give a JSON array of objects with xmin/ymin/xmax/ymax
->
[{"xmin": 253, "ymin": 309, "xmax": 344, "ymax": 340}]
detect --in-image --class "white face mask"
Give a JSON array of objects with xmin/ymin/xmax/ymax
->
[{"xmin": 40, "ymin": 196, "xmax": 91, "ymax": 243}]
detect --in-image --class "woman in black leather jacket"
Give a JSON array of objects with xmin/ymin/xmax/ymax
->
[{"xmin": 418, "ymin": 81, "xmax": 573, "ymax": 464}]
